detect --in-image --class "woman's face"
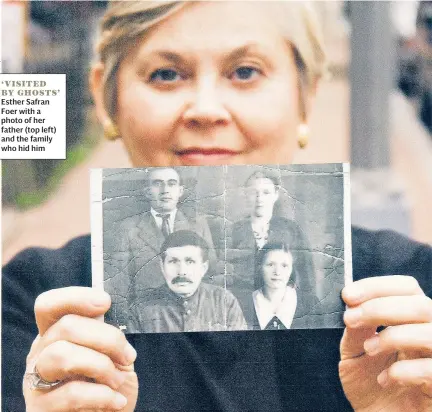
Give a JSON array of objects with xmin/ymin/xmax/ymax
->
[
  {"xmin": 262, "ymin": 250, "xmax": 293, "ymax": 291},
  {"xmin": 247, "ymin": 177, "xmax": 278, "ymax": 218},
  {"xmin": 111, "ymin": 2, "xmax": 301, "ymax": 167}
]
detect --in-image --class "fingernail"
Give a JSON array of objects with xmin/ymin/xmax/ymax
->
[
  {"xmin": 344, "ymin": 308, "xmax": 363, "ymax": 327},
  {"xmin": 123, "ymin": 342, "xmax": 137, "ymax": 365},
  {"xmin": 113, "ymin": 393, "xmax": 128, "ymax": 410},
  {"xmin": 111, "ymin": 370, "xmax": 127, "ymax": 389},
  {"xmin": 92, "ymin": 291, "xmax": 111, "ymax": 307},
  {"xmin": 377, "ymin": 369, "xmax": 389, "ymax": 388},
  {"xmin": 343, "ymin": 286, "xmax": 363, "ymax": 303},
  {"xmin": 364, "ymin": 335, "xmax": 380, "ymax": 355}
]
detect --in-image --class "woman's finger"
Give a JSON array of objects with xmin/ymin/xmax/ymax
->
[
  {"xmin": 36, "ymin": 340, "xmax": 127, "ymax": 389},
  {"xmin": 29, "ymin": 380, "xmax": 128, "ymax": 412},
  {"xmin": 364, "ymin": 324, "xmax": 432, "ymax": 356},
  {"xmin": 35, "ymin": 287, "xmax": 111, "ymax": 335},
  {"xmin": 40, "ymin": 314, "xmax": 137, "ymax": 367},
  {"xmin": 378, "ymin": 359, "xmax": 432, "ymax": 396},
  {"xmin": 340, "ymin": 326, "xmax": 377, "ymax": 360},
  {"xmin": 342, "ymin": 275, "xmax": 424, "ymax": 307},
  {"xmin": 344, "ymin": 295, "xmax": 432, "ymax": 329}
]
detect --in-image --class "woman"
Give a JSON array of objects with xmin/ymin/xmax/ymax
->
[
  {"xmin": 228, "ymin": 170, "xmax": 316, "ymax": 324},
  {"xmin": 230, "ymin": 171, "xmax": 315, "ymax": 290},
  {"xmin": 252, "ymin": 243, "xmax": 298, "ymax": 330},
  {"xmin": 3, "ymin": 2, "xmax": 432, "ymax": 412},
  {"xmin": 237, "ymin": 171, "xmax": 284, "ymax": 251},
  {"xmin": 252, "ymin": 242, "xmax": 322, "ymax": 331}
]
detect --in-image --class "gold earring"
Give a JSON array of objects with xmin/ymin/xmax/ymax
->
[
  {"xmin": 297, "ymin": 123, "xmax": 309, "ymax": 149},
  {"xmin": 104, "ymin": 121, "xmax": 120, "ymax": 141}
]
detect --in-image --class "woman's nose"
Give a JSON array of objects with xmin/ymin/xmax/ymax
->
[
  {"xmin": 182, "ymin": 77, "xmax": 231, "ymax": 126},
  {"xmin": 274, "ymin": 266, "xmax": 282, "ymax": 276}
]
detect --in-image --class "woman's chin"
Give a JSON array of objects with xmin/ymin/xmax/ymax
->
[
  {"xmin": 270, "ymin": 280, "xmax": 289, "ymax": 288},
  {"xmin": 175, "ymin": 152, "xmax": 242, "ymax": 166}
]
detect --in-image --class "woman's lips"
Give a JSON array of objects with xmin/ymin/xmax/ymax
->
[
  {"xmin": 270, "ymin": 278, "xmax": 285, "ymax": 283},
  {"xmin": 175, "ymin": 148, "xmax": 240, "ymax": 165}
]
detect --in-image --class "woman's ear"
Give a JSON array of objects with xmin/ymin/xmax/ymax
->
[{"xmin": 89, "ymin": 62, "xmax": 112, "ymax": 128}]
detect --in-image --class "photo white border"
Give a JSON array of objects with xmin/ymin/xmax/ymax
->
[
  {"xmin": 90, "ymin": 168, "xmax": 104, "ymax": 294},
  {"xmin": 91, "ymin": 163, "xmax": 351, "ymax": 331},
  {"xmin": 343, "ymin": 162, "xmax": 353, "ymax": 285}
]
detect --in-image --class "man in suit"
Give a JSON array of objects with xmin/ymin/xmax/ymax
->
[
  {"xmin": 127, "ymin": 230, "xmax": 246, "ymax": 333},
  {"xmin": 104, "ymin": 167, "xmax": 216, "ymax": 329}
]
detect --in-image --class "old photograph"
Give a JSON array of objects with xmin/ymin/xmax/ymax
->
[{"xmin": 92, "ymin": 163, "xmax": 351, "ymax": 333}]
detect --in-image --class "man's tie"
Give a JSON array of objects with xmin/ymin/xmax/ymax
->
[{"xmin": 157, "ymin": 214, "xmax": 171, "ymax": 238}]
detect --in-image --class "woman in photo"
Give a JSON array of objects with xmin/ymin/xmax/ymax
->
[
  {"xmin": 228, "ymin": 170, "xmax": 316, "ymax": 323},
  {"xmin": 252, "ymin": 242, "xmax": 298, "ymax": 330},
  {"xmin": 237, "ymin": 172, "xmax": 284, "ymax": 251},
  {"xmin": 252, "ymin": 242, "xmax": 321, "ymax": 331},
  {"xmin": 3, "ymin": 2, "xmax": 432, "ymax": 412},
  {"xmin": 230, "ymin": 171, "xmax": 315, "ymax": 291}
]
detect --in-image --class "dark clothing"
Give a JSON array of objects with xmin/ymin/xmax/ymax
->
[
  {"xmin": 104, "ymin": 209, "xmax": 216, "ymax": 327},
  {"xmin": 128, "ymin": 283, "xmax": 247, "ymax": 333},
  {"xmin": 229, "ymin": 216, "xmax": 315, "ymax": 291},
  {"xmin": 3, "ymin": 228, "xmax": 432, "ymax": 412}
]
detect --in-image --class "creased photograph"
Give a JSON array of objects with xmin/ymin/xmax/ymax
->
[{"xmin": 92, "ymin": 164, "xmax": 351, "ymax": 333}]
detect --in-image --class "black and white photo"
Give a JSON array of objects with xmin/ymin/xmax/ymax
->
[
  {"xmin": 92, "ymin": 163, "xmax": 351, "ymax": 333},
  {"xmin": 127, "ymin": 230, "xmax": 247, "ymax": 332}
]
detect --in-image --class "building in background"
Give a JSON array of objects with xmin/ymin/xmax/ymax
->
[
  {"xmin": 2, "ymin": 1, "xmax": 107, "ymax": 206},
  {"xmin": 2, "ymin": 0, "xmax": 28, "ymax": 73}
]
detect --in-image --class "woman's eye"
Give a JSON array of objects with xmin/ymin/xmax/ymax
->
[
  {"xmin": 150, "ymin": 68, "xmax": 181, "ymax": 83},
  {"xmin": 231, "ymin": 66, "xmax": 260, "ymax": 81}
]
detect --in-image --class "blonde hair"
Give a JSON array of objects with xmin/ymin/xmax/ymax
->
[{"xmin": 96, "ymin": 1, "xmax": 327, "ymax": 120}]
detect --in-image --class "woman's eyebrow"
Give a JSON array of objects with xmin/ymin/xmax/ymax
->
[
  {"xmin": 144, "ymin": 50, "xmax": 188, "ymax": 65},
  {"xmin": 141, "ymin": 44, "xmax": 268, "ymax": 65},
  {"xmin": 224, "ymin": 44, "xmax": 268, "ymax": 61}
]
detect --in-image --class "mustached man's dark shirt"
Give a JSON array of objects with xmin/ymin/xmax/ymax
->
[{"xmin": 127, "ymin": 282, "xmax": 247, "ymax": 333}]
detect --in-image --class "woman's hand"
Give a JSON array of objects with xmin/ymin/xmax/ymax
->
[
  {"xmin": 24, "ymin": 287, "xmax": 138, "ymax": 412},
  {"xmin": 340, "ymin": 276, "xmax": 432, "ymax": 411}
]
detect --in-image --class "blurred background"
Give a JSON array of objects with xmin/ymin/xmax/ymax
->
[{"xmin": 2, "ymin": 1, "xmax": 432, "ymax": 264}]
